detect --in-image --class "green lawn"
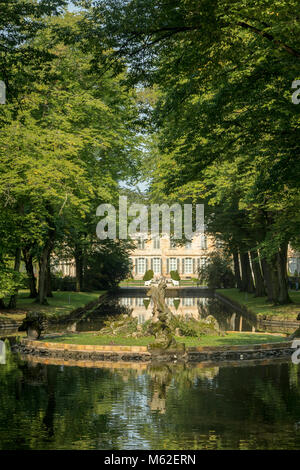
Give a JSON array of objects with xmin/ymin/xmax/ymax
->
[
  {"xmin": 0, "ymin": 290, "xmax": 106, "ymax": 321},
  {"xmin": 119, "ymin": 280, "xmax": 145, "ymax": 286},
  {"xmin": 42, "ymin": 331, "xmax": 287, "ymax": 348},
  {"xmin": 216, "ymin": 288, "xmax": 300, "ymax": 320}
]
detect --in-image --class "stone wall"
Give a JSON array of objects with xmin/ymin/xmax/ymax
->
[{"xmin": 16, "ymin": 338, "xmax": 295, "ymax": 364}]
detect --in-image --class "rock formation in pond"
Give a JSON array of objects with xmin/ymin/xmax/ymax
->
[
  {"xmin": 147, "ymin": 279, "xmax": 179, "ymax": 350},
  {"xmin": 147, "ymin": 279, "xmax": 172, "ymax": 322},
  {"xmin": 97, "ymin": 279, "xmax": 221, "ymax": 346}
]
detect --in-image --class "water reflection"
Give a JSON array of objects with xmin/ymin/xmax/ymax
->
[
  {"xmin": 0, "ymin": 292, "xmax": 277, "ymax": 337},
  {"xmin": 0, "ymin": 347, "xmax": 300, "ymax": 450},
  {"xmin": 119, "ymin": 294, "xmax": 257, "ymax": 332}
]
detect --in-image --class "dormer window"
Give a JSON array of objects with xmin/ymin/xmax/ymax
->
[
  {"xmin": 137, "ymin": 238, "xmax": 146, "ymax": 249},
  {"xmin": 153, "ymin": 237, "xmax": 160, "ymax": 249},
  {"xmin": 200, "ymin": 235, "xmax": 207, "ymax": 250},
  {"xmin": 185, "ymin": 240, "xmax": 192, "ymax": 249}
]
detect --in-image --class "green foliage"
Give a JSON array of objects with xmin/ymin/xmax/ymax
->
[
  {"xmin": 0, "ymin": 268, "xmax": 26, "ymax": 300},
  {"xmin": 170, "ymin": 270, "xmax": 180, "ymax": 281},
  {"xmin": 84, "ymin": 240, "xmax": 133, "ymax": 290},
  {"xmin": 51, "ymin": 275, "xmax": 76, "ymax": 292},
  {"xmin": 143, "ymin": 298, "xmax": 151, "ymax": 309},
  {"xmin": 169, "ymin": 315, "xmax": 220, "ymax": 338},
  {"xmin": 98, "ymin": 314, "xmax": 138, "ymax": 337},
  {"xmin": 90, "ymin": 0, "xmax": 300, "ymax": 304},
  {"xmin": 143, "ymin": 269, "xmax": 154, "ymax": 281},
  {"xmin": 199, "ymin": 252, "xmax": 235, "ymax": 289},
  {"xmin": 0, "ymin": 11, "xmax": 142, "ymax": 304}
]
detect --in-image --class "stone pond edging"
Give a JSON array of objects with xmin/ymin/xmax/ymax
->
[{"xmin": 15, "ymin": 338, "xmax": 296, "ymax": 363}]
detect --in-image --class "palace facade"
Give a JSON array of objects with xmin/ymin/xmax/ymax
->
[
  {"xmin": 52, "ymin": 236, "xmax": 300, "ymax": 280},
  {"xmin": 129, "ymin": 233, "xmax": 219, "ymax": 279}
]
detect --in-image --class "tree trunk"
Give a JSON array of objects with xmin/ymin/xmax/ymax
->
[
  {"xmin": 240, "ymin": 251, "xmax": 255, "ymax": 293},
  {"xmin": 233, "ymin": 250, "xmax": 242, "ymax": 289},
  {"xmin": 45, "ymin": 252, "xmax": 53, "ymax": 297},
  {"xmin": 250, "ymin": 250, "xmax": 265, "ymax": 297},
  {"xmin": 74, "ymin": 246, "xmax": 83, "ymax": 292},
  {"xmin": 23, "ymin": 248, "xmax": 38, "ymax": 298},
  {"xmin": 38, "ymin": 250, "xmax": 48, "ymax": 305},
  {"xmin": 37, "ymin": 229, "xmax": 55, "ymax": 305},
  {"xmin": 261, "ymin": 258, "xmax": 273, "ymax": 302},
  {"xmin": 0, "ymin": 299, "xmax": 6, "ymax": 309},
  {"xmin": 277, "ymin": 243, "xmax": 291, "ymax": 304},
  {"xmin": 261, "ymin": 245, "xmax": 291, "ymax": 305},
  {"xmin": 8, "ymin": 247, "xmax": 22, "ymax": 309}
]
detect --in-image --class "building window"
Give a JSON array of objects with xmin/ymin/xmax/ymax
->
[
  {"xmin": 169, "ymin": 257, "xmax": 177, "ymax": 272},
  {"xmin": 185, "ymin": 240, "xmax": 192, "ymax": 249},
  {"xmin": 153, "ymin": 237, "xmax": 160, "ymax": 249},
  {"xmin": 185, "ymin": 258, "xmax": 193, "ymax": 274},
  {"xmin": 137, "ymin": 238, "xmax": 146, "ymax": 249},
  {"xmin": 152, "ymin": 257, "xmax": 161, "ymax": 274},
  {"xmin": 136, "ymin": 297, "xmax": 145, "ymax": 306},
  {"xmin": 120, "ymin": 297, "xmax": 132, "ymax": 306},
  {"xmin": 182, "ymin": 297, "xmax": 194, "ymax": 306},
  {"xmin": 200, "ymin": 235, "xmax": 207, "ymax": 250},
  {"xmin": 289, "ymin": 257, "xmax": 300, "ymax": 275},
  {"xmin": 199, "ymin": 257, "xmax": 207, "ymax": 268},
  {"xmin": 137, "ymin": 258, "xmax": 146, "ymax": 274}
]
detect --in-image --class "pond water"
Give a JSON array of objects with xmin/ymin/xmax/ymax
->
[
  {"xmin": 0, "ymin": 290, "xmax": 298, "ymax": 450},
  {"xmin": 74, "ymin": 291, "xmax": 260, "ymax": 334},
  {"xmin": 0, "ymin": 290, "xmax": 293, "ymax": 336},
  {"xmin": 0, "ymin": 350, "xmax": 300, "ymax": 450}
]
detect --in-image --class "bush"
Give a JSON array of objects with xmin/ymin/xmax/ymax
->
[
  {"xmin": 84, "ymin": 239, "xmax": 133, "ymax": 290},
  {"xmin": 199, "ymin": 251, "xmax": 235, "ymax": 288},
  {"xmin": 143, "ymin": 269, "xmax": 154, "ymax": 281},
  {"xmin": 170, "ymin": 270, "xmax": 180, "ymax": 281},
  {"xmin": 51, "ymin": 275, "xmax": 76, "ymax": 291},
  {"xmin": 169, "ymin": 315, "xmax": 220, "ymax": 337}
]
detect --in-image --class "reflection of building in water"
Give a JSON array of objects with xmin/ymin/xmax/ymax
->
[
  {"xmin": 147, "ymin": 364, "xmax": 220, "ymax": 414},
  {"xmin": 119, "ymin": 295, "xmax": 257, "ymax": 332},
  {"xmin": 119, "ymin": 296, "xmax": 209, "ymax": 323}
]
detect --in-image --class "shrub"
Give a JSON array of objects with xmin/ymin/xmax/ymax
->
[
  {"xmin": 51, "ymin": 274, "xmax": 76, "ymax": 291},
  {"xmin": 199, "ymin": 251, "xmax": 235, "ymax": 288},
  {"xmin": 170, "ymin": 270, "xmax": 180, "ymax": 281},
  {"xmin": 84, "ymin": 239, "xmax": 133, "ymax": 290},
  {"xmin": 143, "ymin": 269, "xmax": 154, "ymax": 281},
  {"xmin": 169, "ymin": 315, "xmax": 219, "ymax": 337}
]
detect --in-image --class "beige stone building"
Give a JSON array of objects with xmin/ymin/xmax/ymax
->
[
  {"xmin": 129, "ymin": 233, "xmax": 219, "ymax": 279},
  {"xmin": 288, "ymin": 247, "xmax": 300, "ymax": 275},
  {"xmin": 52, "ymin": 236, "xmax": 300, "ymax": 280}
]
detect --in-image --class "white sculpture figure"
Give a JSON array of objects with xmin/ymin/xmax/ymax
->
[
  {"xmin": 0, "ymin": 81, "xmax": 6, "ymax": 104},
  {"xmin": 0, "ymin": 340, "xmax": 6, "ymax": 365}
]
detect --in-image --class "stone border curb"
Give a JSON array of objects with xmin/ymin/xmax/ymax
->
[{"xmin": 16, "ymin": 338, "xmax": 295, "ymax": 363}]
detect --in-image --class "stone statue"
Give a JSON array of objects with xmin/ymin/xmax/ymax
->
[
  {"xmin": 147, "ymin": 279, "xmax": 179, "ymax": 350},
  {"xmin": 147, "ymin": 279, "xmax": 172, "ymax": 322}
]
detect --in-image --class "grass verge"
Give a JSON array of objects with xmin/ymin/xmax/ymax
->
[
  {"xmin": 41, "ymin": 331, "xmax": 287, "ymax": 348},
  {"xmin": 216, "ymin": 288, "xmax": 300, "ymax": 320},
  {"xmin": 0, "ymin": 290, "xmax": 106, "ymax": 321}
]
